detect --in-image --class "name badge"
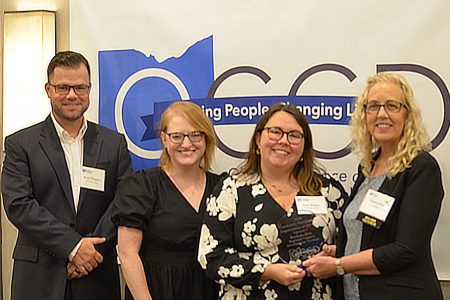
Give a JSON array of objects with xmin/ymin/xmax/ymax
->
[
  {"xmin": 295, "ymin": 196, "xmax": 328, "ymax": 214},
  {"xmin": 357, "ymin": 189, "xmax": 395, "ymax": 229},
  {"xmin": 81, "ymin": 166, "xmax": 105, "ymax": 192}
]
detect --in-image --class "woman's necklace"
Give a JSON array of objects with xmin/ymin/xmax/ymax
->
[
  {"xmin": 262, "ymin": 177, "xmax": 296, "ymax": 195},
  {"xmin": 269, "ymin": 181, "xmax": 291, "ymax": 194},
  {"xmin": 262, "ymin": 176, "xmax": 299, "ymax": 212}
]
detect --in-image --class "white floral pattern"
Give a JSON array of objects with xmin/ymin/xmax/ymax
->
[
  {"xmin": 312, "ymin": 278, "xmax": 333, "ymax": 300},
  {"xmin": 242, "ymin": 219, "xmax": 257, "ymax": 247},
  {"xmin": 198, "ymin": 224, "xmax": 219, "ymax": 269},
  {"xmin": 199, "ymin": 173, "xmax": 346, "ymax": 299},
  {"xmin": 207, "ymin": 195, "xmax": 220, "ymax": 217},
  {"xmin": 264, "ymin": 289, "xmax": 278, "ymax": 299}
]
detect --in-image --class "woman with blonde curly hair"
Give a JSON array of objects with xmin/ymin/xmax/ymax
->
[{"xmin": 304, "ymin": 73, "xmax": 444, "ymax": 300}]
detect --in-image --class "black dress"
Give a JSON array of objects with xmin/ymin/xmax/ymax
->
[{"xmin": 111, "ymin": 167, "xmax": 221, "ymax": 300}]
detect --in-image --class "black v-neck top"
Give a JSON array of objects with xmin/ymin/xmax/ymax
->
[{"xmin": 112, "ymin": 167, "xmax": 222, "ymax": 300}]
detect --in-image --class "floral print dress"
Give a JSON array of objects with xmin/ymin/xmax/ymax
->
[{"xmin": 198, "ymin": 172, "xmax": 347, "ymax": 300}]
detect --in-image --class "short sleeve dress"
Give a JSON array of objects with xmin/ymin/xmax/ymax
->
[
  {"xmin": 198, "ymin": 172, "xmax": 347, "ymax": 300},
  {"xmin": 111, "ymin": 167, "xmax": 221, "ymax": 300}
]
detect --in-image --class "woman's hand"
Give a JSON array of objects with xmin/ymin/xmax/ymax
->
[
  {"xmin": 322, "ymin": 244, "xmax": 336, "ymax": 257},
  {"xmin": 303, "ymin": 256, "xmax": 337, "ymax": 279},
  {"xmin": 313, "ymin": 244, "xmax": 336, "ymax": 258},
  {"xmin": 302, "ymin": 244, "xmax": 337, "ymax": 279},
  {"xmin": 261, "ymin": 263, "xmax": 306, "ymax": 286}
]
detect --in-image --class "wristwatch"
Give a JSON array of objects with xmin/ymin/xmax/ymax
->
[{"xmin": 335, "ymin": 258, "xmax": 345, "ymax": 275}]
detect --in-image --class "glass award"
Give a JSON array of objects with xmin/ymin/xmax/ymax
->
[{"xmin": 277, "ymin": 213, "xmax": 325, "ymax": 263}]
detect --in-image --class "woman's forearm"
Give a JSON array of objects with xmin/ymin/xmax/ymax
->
[
  {"xmin": 304, "ymin": 248, "xmax": 380, "ymax": 279},
  {"xmin": 118, "ymin": 226, "xmax": 152, "ymax": 300},
  {"xmin": 341, "ymin": 249, "xmax": 381, "ymax": 275},
  {"xmin": 120, "ymin": 253, "xmax": 153, "ymax": 300}
]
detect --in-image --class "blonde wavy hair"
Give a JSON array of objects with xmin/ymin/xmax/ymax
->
[
  {"xmin": 351, "ymin": 72, "xmax": 430, "ymax": 178},
  {"xmin": 158, "ymin": 101, "xmax": 216, "ymax": 171}
]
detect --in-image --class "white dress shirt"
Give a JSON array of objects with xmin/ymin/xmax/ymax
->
[{"xmin": 50, "ymin": 113, "xmax": 87, "ymax": 261}]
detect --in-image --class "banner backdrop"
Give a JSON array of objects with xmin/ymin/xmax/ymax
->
[{"xmin": 70, "ymin": 0, "xmax": 450, "ymax": 278}]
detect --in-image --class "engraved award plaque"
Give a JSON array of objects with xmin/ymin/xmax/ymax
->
[{"xmin": 277, "ymin": 213, "xmax": 324, "ymax": 263}]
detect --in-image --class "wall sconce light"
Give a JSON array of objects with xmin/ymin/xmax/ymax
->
[{"xmin": 3, "ymin": 11, "xmax": 55, "ymax": 141}]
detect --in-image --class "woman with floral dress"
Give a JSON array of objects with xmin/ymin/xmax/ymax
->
[{"xmin": 198, "ymin": 103, "xmax": 347, "ymax": 299}]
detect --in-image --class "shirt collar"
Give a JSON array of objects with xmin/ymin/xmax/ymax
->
[{"xmin": 50, "ymin": 112, "xmax": 88, "ymax": 141}]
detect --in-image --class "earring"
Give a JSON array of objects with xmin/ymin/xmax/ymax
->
[{"xmin": 256, "ymin": 148, "xmax": 260, "ymax": 155}]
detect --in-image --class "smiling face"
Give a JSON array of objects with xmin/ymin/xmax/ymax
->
[
  {"xmin": 365, "ymin": 81, "xmax": 408, "ymax": 151},
  {"xmin": 256, "ymin": 111, "xmax": 304, "ymax": 175},
  {"xmin": 45, "ymin": 65, "xmax": 90, "ymax": 128},
  {"xmin": 161, "ymin": 115, "xmax": 206, "ymax": 169}
]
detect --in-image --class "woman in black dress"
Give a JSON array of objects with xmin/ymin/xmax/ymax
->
[{"xmin": 112, "ymin": 101, "xmax": 220, "ymax": 300}]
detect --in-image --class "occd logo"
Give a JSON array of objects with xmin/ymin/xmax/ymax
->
[
  {"xmin": 208, "ymin": 63, "xmax": 450, "ymax": 159},
  {"xmin": 98, "ymin": 37, "xmax": 214, "ymax": 170}
]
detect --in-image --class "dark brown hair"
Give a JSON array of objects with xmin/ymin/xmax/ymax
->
[
  {"xmin": 238, "ymin": 103, "xmax": 323, "ymax": 195},
  {"xmin": 47, "ymin": 51, "xmax": 91, "ymax": 81}
]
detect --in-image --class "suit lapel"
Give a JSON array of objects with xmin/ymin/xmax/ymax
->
[
  {"xmin": 78, "ymin": 122, "xmax": 102, "ymax": 210},
  {"xmin": 39, "ymin": 116, "xmax": 76, "ymax": 215}
]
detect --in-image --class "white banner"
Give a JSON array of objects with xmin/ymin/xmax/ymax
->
[{"xmin": 70, "ymin": 0, "xmax": 450, "ymax": 279}]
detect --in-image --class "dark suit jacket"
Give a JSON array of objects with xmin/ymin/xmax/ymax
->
[
  {"xmin": 336, "ymin": 151, "xmax": 444, "ymax": 300},
  {"xmin": 1, "ymin": 115, "xmax": 132, "ymax": 300}
]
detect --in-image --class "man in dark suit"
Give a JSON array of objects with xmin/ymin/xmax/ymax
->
[{"xmin": 1, "ymin": 51, "xmax": 133, "ymax": 300}]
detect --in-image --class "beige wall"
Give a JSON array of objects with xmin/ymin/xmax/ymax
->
[
  {"xmin": 1, "ymin": 1, "xmax": 4, "ymax": 297},
  {"xmin": 2, "ymin": 0, "xmax": 70, "ymax": 50},
  {"xmin": 1, "ymin": 1, "xmax": 69, "ymax": 299},
  {"xmin": 0, "ymin": 1, "xmax": 449, "ymax": 300}
]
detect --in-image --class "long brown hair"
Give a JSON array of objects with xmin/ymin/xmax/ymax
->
[{"xmin": 238, "ymin": 103, "xmax": 323, "ymax": 195}]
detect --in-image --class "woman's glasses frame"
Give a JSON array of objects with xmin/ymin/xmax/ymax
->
[{"xmin": 165, "ymin": 131, "xmax": 204, "ymax": 144}]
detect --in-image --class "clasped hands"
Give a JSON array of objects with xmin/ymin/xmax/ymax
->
[
  {"xmin": 262, "ymin": 244, "xmax": 337, "ymax": 286},
  {"xmin": 66, "ymin": 237, "xmax": 106, "ymax": 280},
  {"xmin": 302, "ymin": 244, "xmax": 338, "ymax": 279}
]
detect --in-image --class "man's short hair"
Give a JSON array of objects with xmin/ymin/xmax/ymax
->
[{"xmin": 47, "ymin": 51, "xmax": 91, "ymax": 81}]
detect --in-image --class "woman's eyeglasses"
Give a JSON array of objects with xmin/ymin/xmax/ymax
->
[
  {"xmin": 165, "ymin": 131, "xmax": 204, "ymax": 144},
  {"xmin": 364, "ymin": 100, "xmax": 408, "ymax": 114},
  {"xmin": 264, "ymin": 127, "xmax": 304, "ymax": 145}
]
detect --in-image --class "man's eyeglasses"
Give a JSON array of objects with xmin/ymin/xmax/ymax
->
[
  {"xmin": 364, "ymin": 100, "xmax": 408, "ymax": 114},
  {"xmin": 165, "ymin": 131, "xmax": 204, "ymax": 144},
  {"xmin": 48, "ymin": 83, "xmax": 91, "ymax": 96},
  {"xmin": 263, "ymin": 127, "xmax": 304, "ymax": 145}
]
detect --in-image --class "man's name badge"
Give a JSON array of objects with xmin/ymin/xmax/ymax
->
[
  {"xmin": 357, "ymin": 189, "xmax": 395, "ymax": 229},
  {"xmin": 81, "ymin": 166, "xmax": 105, "ymax": 192},
  {"xmin": 295, "ymin": 196, "xmax": 328, "ymax": 215}
]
